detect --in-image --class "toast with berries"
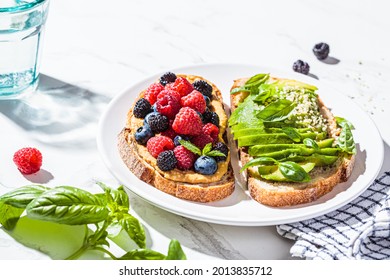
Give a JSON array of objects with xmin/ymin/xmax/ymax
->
[
  {"xmin": 118, "ymin": 72, "xmax": 235, "ymax": 202},
  {"xmin": 229, "ymin": 74, "xmax": 356, "ymax": 207}
]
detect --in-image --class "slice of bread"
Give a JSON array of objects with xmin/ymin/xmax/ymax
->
[
  {"xmin": 118, "ymin": 74, "xmax": 234, "ymax": 203},
  {"xmin": 230, "ymin": 77, "xmax": 355, "ymax": 207}
]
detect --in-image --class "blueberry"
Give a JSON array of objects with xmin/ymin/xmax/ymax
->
[
  {"xmin": 313, "ymin": 42, "xmax": 330, "ymax": 60},
  {"xmin": 135, "ymin": 124, "xmax": 154, "ymax": 145},
  {"xmin": 174, "ymin": 135, "xmax": 189, "ymax": 146},
  {"xmin": 292, "ymin": 60, "xmax": 310, "ymax": 75},
  {"xmin": 194, "ymin": 155, "xmax": 217, "ymax": 175},
  {"xmin": 203, "ymin": 95, "xmax": 211, "ymax": 106}
]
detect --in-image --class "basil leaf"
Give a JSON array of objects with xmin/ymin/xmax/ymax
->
[
  {"xmin": 119, "ymin": 249, "xmax": 166, "ymax": 260},
  {"xmin": 0, "ymin": 185, "xmax": 49, "ymax": 208},
  {"xmin": 278, "ymin": 162, "xmax": 311, "ymax": 182},
  {"xmin": 303, "ymin": 138, "xmax": 319, "ymax": 151},
  {"xmin": 240, "ymin": 157, "xmax": 278, "ymax": 172},
  {"xmin": 26, "ymin": 186, "xmax": 109, "ymax": 225},
  {"xmin": 0, "ymin": 200, "xmax": 24, "ymax": 230},
  {"xmin": 119, "ymin": 213, "xmax": 146, "ymax": 249},
  {"xmin": 111, "ymin": 186, "xmax": 129, "ymax": 210},
  {"xmin": 282, "ymin": 127, "xmax": 302, "ymax": 142},
  {"xmin": 202, "ymin": 143, "xmax": 213, "ymax": 155},
  {"xmin": 337, "ymin": 125, "xmax": 356, "ymax": 154},
  {"xmin": 230, "ymin": 73, "xmax": 269, "ymax": 95},
  {"xmin": 335, "ymin": 116, "xmax": 355, "ymax": 129},
  {"xmin": 166, "ymin": 239, "xmax": 187, "ymax": 260},
  {"xmin": 179, "ymin": 140, "xmax": 201, "ymax": 156},
  {"xmin": 257, "ymin": 99, "xmax": 296, "ymax": 122}
]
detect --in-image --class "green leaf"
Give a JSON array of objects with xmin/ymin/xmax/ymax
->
[
  {"xmin": 205, "ymin": 150, "xmax": 226, "ymax": 157},
  {"xmin": 240, "ymin": 157, "xmax": 278, "ymax": 172},
  {"xmin": 282, "ymin": 127, "xmax": 302, "ymax": 142},
  {"xmin": 0, "ymin": 200, "xmax": 24, "ymax": 230},
  {"xmin": 278, "ymin": 161, "xmax": 311, "ymax": 182},
  {"xmin": 111, "ymin": 186, "xmax": 129, "ymax": 210},
  {"xmin": 336, "ymin": 125, "xmax": 356, "ymax": 154},
  {"xmin": 119, "ymin": 213, "xmax": 146, "ymax": 249},
  {"xmin": 166, "ymin": 239, "xmax": 187, "ymax": 260},
  {"xmin": 335, "ymin": 116, "xmax": 355, "ymax": 129},
  {"xmin": 230, "ymin": 73, "xmax": 269, "ymax": 95},
  {"xmin": 257, "ymin": 99, "xmax": 296, "ymax": 122},
  {"xmin": 303, "ymin": 138, "xmax": 319, "ymax": 151},
  {"xmin": 228, "ymin": 93, "xmax": 262, "ymax": 128},
  {"xmin": 179, "ymin": 140, "xmax": 201, "ymax": 156},
  {"xmin": 119, "ymin": 249, "xmax": 166, "ymax": 260},
  {"xmin": 202, "ymin": 143, "xmax": 213, "ymax": 155},
  {"xmin": 26, "ymin": 186, "xmax": 109, "ymax": 225},
  {"xmin": 0, "ymin": 185, "xmax": 49, "ymax": 208}
]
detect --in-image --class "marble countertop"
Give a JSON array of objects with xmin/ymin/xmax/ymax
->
[{"xmin": 1, "ymin": 0, "xmax": 389, "ymax": 260}]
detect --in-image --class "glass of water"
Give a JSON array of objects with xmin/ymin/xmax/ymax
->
[{"xmin": 0, "ymin": 0, "xmax": 50, "ymax": 99}]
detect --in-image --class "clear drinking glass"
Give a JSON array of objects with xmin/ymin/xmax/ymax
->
[{"xmin": 0, "ymin": 0, "xmax": 50, "ymax": 99}]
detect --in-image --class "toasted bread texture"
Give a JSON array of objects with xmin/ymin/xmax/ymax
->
[
  {"xmin": 118, "ymin": 74, "xmax": 234, "ymax": 203},
  {"xmin": 230, "ymin": 77, "xmax": 355, "ymax": 207}
]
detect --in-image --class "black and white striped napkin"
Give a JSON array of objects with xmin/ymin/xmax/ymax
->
[{"xmin": 277, "ymin": 172, "xmax": 390, "ymax": 260}]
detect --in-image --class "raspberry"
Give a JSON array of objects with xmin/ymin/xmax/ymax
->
[
  {"xmin": 172, "ymin": 107, "xmax": 203, "ymax": 136},
  {"xmin": 174, "ymin": 145, "xmax": 195, "ymax": 170},
  {"xmin": 13, "ymin": 147, "xmax": 43, "ymax": 175},
  {"xmin": 180, "ymin": 90, "xmax": 206, "ymax": 113},
  {"xmin": 202, "ymin": 123, "xmax": 219, "ymax": 142},
  {"xmin": 144, "ymin": 83, "xmax": 164, "ymax": 105},
  {"xmin": 191, "ymin": 134, "xmax": 213, "ymax": 149},
  {"xmin": 166, "ymin": 77, "xmax": 193, "ymax": 97},
  {"xmin": 146, "ymin": 136, "xmax": 175, "ymax": 158},
  {"xmin": 157, "ymin": 150, "xmax": 177, "ymax": 171},
  {"xmin": 193, "ymin": 80, "xmax": 213, "ymax": 98},
  {"xmin": 160, "ymin": 124, "xmax": 177, "ymax": 139},
  {"xmin": 159, "ymin": 72, "xmax": 177, "ymax": 86},
  {"xmin": 155, "ymin": 94, "xmax": 181, "ymax": 119},
  {"xmin": 156, "ymin": 89, "xmax": 181, "ymax": 102},
  {"xmin": 133, "ymin": 98, "xmax": 152, "ymax": 118}
]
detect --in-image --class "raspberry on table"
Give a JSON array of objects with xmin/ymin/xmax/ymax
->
[
  {"xmin": 172, "ymin": 107, "xmax": 203, "ymax": 135},
  {"xmin": 144, "ymin": 83, "xmax": 164, "ymax": 105},
  {"xmin": 159, "ymin": 72, "xmax": 177, "ymax": 86},
  {"xmin": 13, "ymin": 147, "xmax": 43, "ymax": 175},
  {"xmin": 133, "ymin": 98, "xmax": 152, "ymax": 118},
  {"xmin": 202, "ymin": 123, "xmax": 219, "ymax": 142},
  {"xmin": 146, "ymin": 136, "xmax": 175, "ymax": 158},
  {"xmin": 157, "ymin": 150, "xmax": 177, "ymax": 171},
  {"xmin": 192, "ymin": 80, "xmax": 213, "ymax": 98},
  {"xmin": 292, "ymin": 60, "xmax": 310, "ymax": 75},
  {"xmin": 180, "ymin": 90, "xmax": 206, "ymax": 113},
  {"xmin": 166, "ymin": 77, "xmax": 194, "ymax": 97},
  {"xmin": 156, "ymin": 94, "xmax": 181, "ymax": 119},
  {"xmin": 191, "ymin": 134, "xmax": 213, "ymax": 149},
  {"xmin": 174, "ymin": 145, "xmax": 195, "ymax": 170}
]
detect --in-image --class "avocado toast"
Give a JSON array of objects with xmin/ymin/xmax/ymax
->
[{"xmin": 229, "ymin": 74, "xmax": 356, "ymax": 207}]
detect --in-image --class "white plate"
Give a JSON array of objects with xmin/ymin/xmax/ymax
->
[{"xmin": 97, "ymin": 63, "xmax": 384, "ymax": 226}]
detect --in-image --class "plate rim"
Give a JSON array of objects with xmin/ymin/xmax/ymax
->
[{"xmin": 97, "ymin": 62, "xmax": 384, "ymax": 226}]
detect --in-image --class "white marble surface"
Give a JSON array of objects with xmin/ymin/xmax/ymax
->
[{"xmin": 1, "ymin": 0, "xmax": 390, "ymax": 260}]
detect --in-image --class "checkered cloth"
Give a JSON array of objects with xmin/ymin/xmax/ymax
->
[{"xmin": 277, "ymin": 172, "xmax": 390, "ymax": 260}]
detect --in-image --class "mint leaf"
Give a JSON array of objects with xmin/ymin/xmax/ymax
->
[
  {"xmin": 205, "ymin": 150, "xmax": 226, "ymax": 157},
  {"xmin": 179, "ymin": 140, "xmax": 201, "ymax": 155},
  {"xmin": 202, "ymin": 143, "xmax": 213, "ymax": 155}
]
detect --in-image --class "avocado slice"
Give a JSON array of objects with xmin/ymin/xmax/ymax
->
[{"xmin": 237, "ymin": 132, "xmax": 324, "ymax": 147}]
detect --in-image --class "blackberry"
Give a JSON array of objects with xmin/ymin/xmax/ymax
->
[
  {"xmin": 213, "ymin": 142, "xmax": 228, "ymax": 162},
  {"xmin": 292, "ymin": 60, "xmax": 310, "ymax": 75},
  {"xmin": 144, "ymin": 112, "xmax": 169, "ymax": 133},
  {"xmin": 313, "ymin": 42, "xmax": 330, "ymax": 60},
  {"xmin": 134, "ymin": 125, "xmax": 154, "ymax": 145},
  {"xmin": 157, "ymin": 150, "xmax": 177, "ymax": 171},
  {"xmin": 202, "ymin": 108, "xmax": 212, "ymax": 124},
  {"xmin": 133, "ymin": 98, "xmax": 152, "ymax": 118},
  {"xmin": 159, "ymin": 72, "xmax": 177, "ymax": 86},
  {"xmin": 209, "ymin": 111, "xmax": 220, "ymax": 127},
  {"xmin": 193, "ymin": 80, "xmax": 212, "ymax": 98}
]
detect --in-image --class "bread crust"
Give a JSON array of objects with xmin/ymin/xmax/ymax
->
[
  {"xmin": 118, "ymin": 74, "xmax": 235, "ymax": 203},
  {"xmin": 230, "ymin": 77, "xmax": 355, "ymax": 207}
]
